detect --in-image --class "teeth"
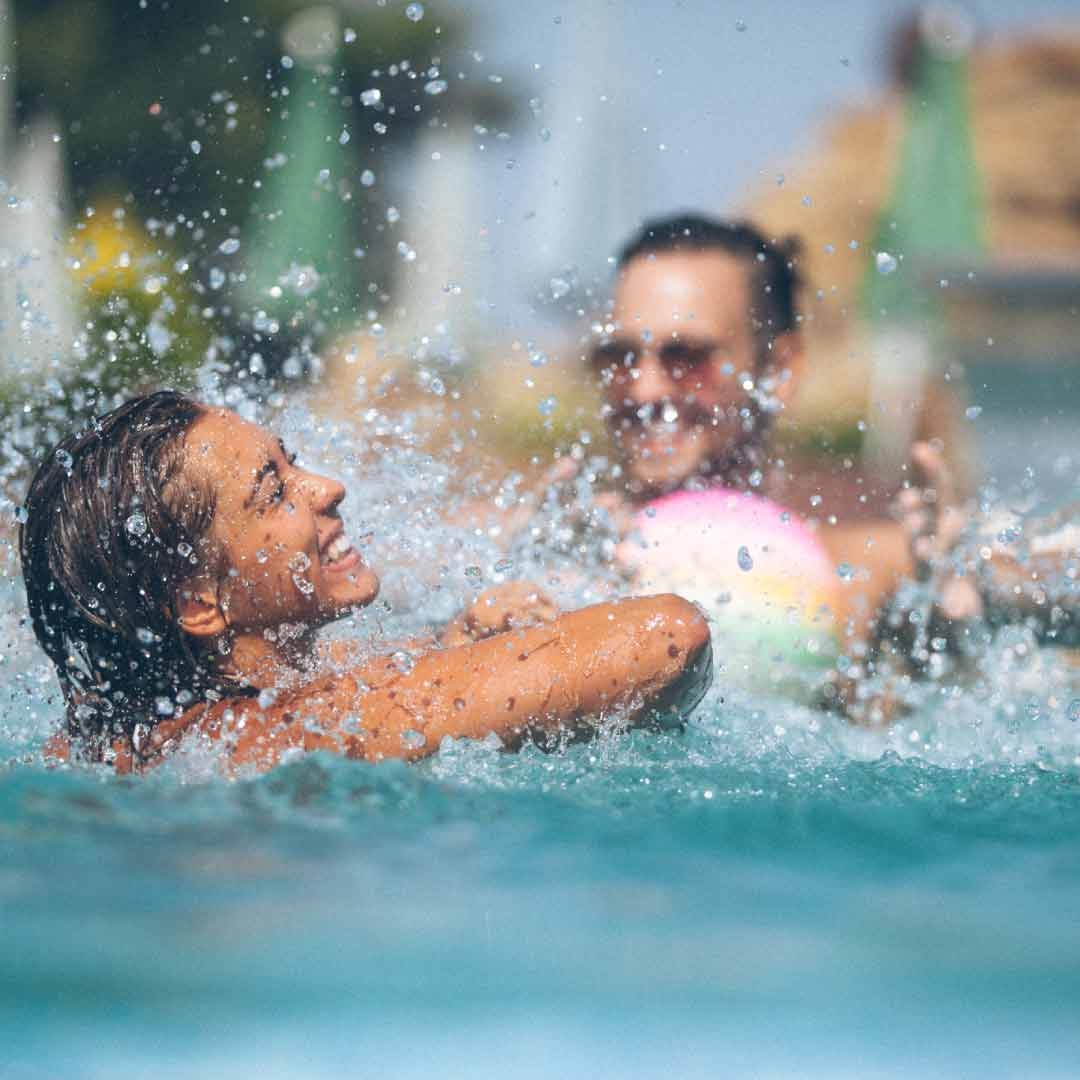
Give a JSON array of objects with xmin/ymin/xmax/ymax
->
[{"xmin": 325, "ymin": 535, "xmax": 351, "ymax": 562}]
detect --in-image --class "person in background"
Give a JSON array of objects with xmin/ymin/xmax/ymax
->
[{"xmin": 578, "ymin": 214, "xmax": 914, "ymax": 707}]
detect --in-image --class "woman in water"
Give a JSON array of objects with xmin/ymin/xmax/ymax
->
[{"xmin": 21, "ymin": 391, "xmax": 712, "ymax": 774}]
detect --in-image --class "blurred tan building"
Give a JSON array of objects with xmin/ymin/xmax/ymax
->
[{"xmin": 747, "ymin": 23, "xmax": 1080, "ymax": 486}]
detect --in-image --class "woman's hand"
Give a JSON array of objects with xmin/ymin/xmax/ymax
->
[
  {"xmin": 895, "ymin": 440, "xmax": 982, "ymax": 621},
  {"xmin": 441, "ymin": 581, "xmax": 559, "ymax": 646}
]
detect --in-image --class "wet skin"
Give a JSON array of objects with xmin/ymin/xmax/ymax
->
[
  {"xmin": 114, "ymin": 409, "xmax": 714, "ymax": 773},
  {"xmin": 597, "ymin": 250, "xmax": 801, "ymax": 496},
  {"xmin": 119, "ymin": 595, "xmax": 713, "ymax": 773},
  {"xmin": 180, "ymin": 408, "xmax": 379, "ymax": 646}
]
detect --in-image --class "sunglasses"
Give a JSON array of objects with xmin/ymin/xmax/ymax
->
[{"xmin": 589, "ymin": 337, "xmax": 724, "ymax": 381}]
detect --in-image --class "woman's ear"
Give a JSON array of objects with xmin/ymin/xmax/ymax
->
[
  {"xmin": 767, "ymin": 330, "xmax": 805, "ymax": 411},
  {"xmin": 175, "ymin": 581, "xmax": 228, "ymax": 639}
]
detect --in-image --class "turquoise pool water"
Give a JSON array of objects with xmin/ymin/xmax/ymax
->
[{"xmin": 4, "ymin": 663, "xmax": 1079, "ymax": 1077}]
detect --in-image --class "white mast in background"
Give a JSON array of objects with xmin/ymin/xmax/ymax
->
[
  {"xmin": 391, "ymin": 119, "xmax": 485, "ymax": 356},
  {"xmin": 0, "ymin": 0, "xmax": 76, "ymax": 383},
  {"xmin": 521, "ymin": 4, "xmax": 643, "ymax": 305}
]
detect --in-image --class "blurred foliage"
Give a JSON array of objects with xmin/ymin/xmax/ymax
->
[
  {"xmin": 67, "ymin": 203, "xmax": 212, "ymax": 397},
  {"xmin": 14, "ymin": 0, "xmax": 511, "ymax": 232},
  {"xmin": 11, "ymin": 0, "xmax": 516, "ymax": 403}
]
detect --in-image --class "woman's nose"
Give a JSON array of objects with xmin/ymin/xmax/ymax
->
[{"xmin": 299, "ymin": 470, "xmax": 346, "ymax": 514}]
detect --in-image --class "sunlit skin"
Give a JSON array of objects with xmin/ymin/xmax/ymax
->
[
  {"xmin": 598, "ymin": 250, "xmax": 802, "ymax": 496},
  {"xmin": 80, "ymin": 409, "xmax": 713, "ymax": 773},
  {"xmin": 175, "ymin": 409, "xmax": 380, "ymax": 679}
]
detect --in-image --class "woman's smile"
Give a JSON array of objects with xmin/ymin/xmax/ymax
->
[{"xmin": 320, "ymin": 529, "xmax": 363, "ymax": 574}]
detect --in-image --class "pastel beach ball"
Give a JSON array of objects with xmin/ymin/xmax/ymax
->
[{"xmin": 618, "ymin": 488, "xmax": 842, "ymax": 698}]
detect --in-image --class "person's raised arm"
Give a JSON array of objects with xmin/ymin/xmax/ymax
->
[{"xmin": 195, "ymin": 594, "xmax": 711, "ymax": 772}]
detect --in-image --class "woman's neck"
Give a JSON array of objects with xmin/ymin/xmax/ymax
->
[{"xmin": 222, "ymin": 625, "xmax": 319, "ymax": 689}]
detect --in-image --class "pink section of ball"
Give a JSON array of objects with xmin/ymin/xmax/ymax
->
[{"xmin": 627, "ymin": 487, "xmax": 834, "ymax": 580}]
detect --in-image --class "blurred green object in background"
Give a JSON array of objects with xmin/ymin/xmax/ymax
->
[
  {"xmin": 238, "ymin": 8, "xmax": 363, "ymax": 339},
  {"xmin": 863, "ymin": 6, "xmax": 985, "ymax": 326}
]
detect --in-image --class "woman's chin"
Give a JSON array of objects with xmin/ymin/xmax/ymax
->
[{"xmin": 324, "ymin": 568, "xmax": 380, "ymax": 616}]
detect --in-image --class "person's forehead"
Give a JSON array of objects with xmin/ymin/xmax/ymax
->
[
  {"xmin": 613, "ymin": 250, "xmax": 751, "ymax": 333},
  {"xmin": 184, "ymin": 409, "xmax": 277, "ymax": 483}
]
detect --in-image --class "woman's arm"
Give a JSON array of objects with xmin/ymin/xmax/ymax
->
[
  {"xmin": 317, "ymin": 582, "xmax": 559, "ymax": 666},
  {"xmin": 217, "ymin": 594, "xmax": 711, "ymax": 771}
]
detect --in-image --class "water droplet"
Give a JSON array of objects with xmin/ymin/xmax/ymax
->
[
  {"xmin": 147, "ymin": 322, "xmax": 173, "ymax": 357},
  {"xmin": 125, "ymin": 512, "xmax": 148, "ymax": 538},
  {"xmin": 386, "ymin": 206, "xmax": 400, "ymax": 224},
  {"xmin": 549, "ymin": 276, "xmax": 570, "ymax": 299},
  {"xmin": 257, "ymin": 688, "xmax": 277, "ymax": 710},
  {"xmin": 464, "ymin": 565, "xmax": 483, "ymax": 580},
  {"xmin": 405, "ymin": 2, "xmax": 424, "ymax": 20},
  {"xmin": 875, "ymin": 251, "xmax": 898, "ymax": 275},
  {"xmin": 360, "ymin": 88, "xmax": 382, "ymax": 107},
  {"xmin": 155, "ymin": 696, "xmax": 175, "ymax": 717},
  {"xmin": 292, "ymin": 574, "xmax": 314, "ymax": 595},
  {"xmin": 1068, "ymin": 699, "xmax": 1080, "ymax": 722},
  {"xmin": 965, "ymin": 405, "xmax": 982, "ymax": 421},
  {"xmin": 14, "ymin": 505, "xmax": 27, "ymax": 524},
  {"xmin": 424, "ymin": 79, "xmax": 448, "ymax": 96},
  {"xmin": 837, "ymin": 562, "xmax": 855, "ymax": 582},
  {"xmin": 538, "ymin": 396, "xmax": 557, "ymax": 417},
  {"xmin": 136, "ymin": 627, "xmax": 155, "ymax": 645},
  {"xmin": 55, "ymin": 449, "xmax": 74, "ymax": 475},
  {"xmin": 737, "ymin": 546, "xmax": 754, "ymax": 572},
  {"xmin": 539, "ymin": 127, "xmax": 551, "ymax": 142},
  {"xmin": 219, "ymin": 237, "xmax": 240, "ymax": 255},
  {"xmin": 288, "ymin": 552, "xmax": 311, "ymax": 573},
  {"xmin": 494, "ymin": 558, "xmax": 514, "ymax": 574},
  {"xmin": 391, "ymin": 651, "xmax": 416, "ymax": 675},
  {"xmin": 255, "ymin": 548, "xmax": 269, "ymax": 564},
  {"xmin": 208, "ymin": 267, "xmax": 226, "ymax": 290},
  {"xmin": 344, "ymin": 27, "xmax": 357, "ymax": 43},
  {"xmin": 360, "ymin": 169, "xmax": 376, "ymax": 187},
  {"xmin": 282, "ymin": 263, "xmax": 320, "ymax": 297},
  {"xmin": 401, "ymin": 728, "xmax": 426, "ymax": 750},
  {"xmin": 190, "ymin": 140, "xmax": 202, "ymax": 155},
  {"xmin": 338, "ymin": 127, "xmax": 351, "ymax": 145},
  {"xmin": 735, "ymin": 19, "xmax": 747, "ymax": 31}
]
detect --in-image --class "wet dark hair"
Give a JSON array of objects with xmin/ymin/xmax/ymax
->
[
  {"xmin": 616, "ymin": 213, "xmax": 803, "ymax": 339},
  {"xmin": 20, "ymin": 390, "xmax": 229, "ymax": 761}
]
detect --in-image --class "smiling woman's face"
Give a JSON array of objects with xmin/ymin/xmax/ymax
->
[{"xmin": 184, "ymin": 409, "xmax": 378, "ymax": 634}]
